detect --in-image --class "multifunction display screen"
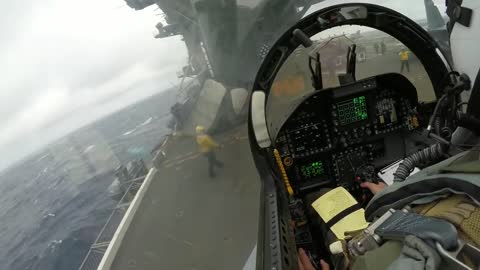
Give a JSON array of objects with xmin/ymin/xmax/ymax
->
[
  {"xmin": 300, "ymin": 161, "xmax": 325, "ymax": 179},
  {"xmin": 336, "ymin": 96, "xmax": 368, "ymax": 125}
]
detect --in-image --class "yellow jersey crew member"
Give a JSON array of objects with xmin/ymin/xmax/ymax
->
[
  {"xmin": 196, "ymin": 125, "xmax": 224, "ymax": 178},
  {"xmin": 399, "ymin": 48, "xmax": 410, "ymax": 73}
]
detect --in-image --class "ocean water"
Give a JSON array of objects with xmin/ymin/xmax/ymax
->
[{"xmin": 0, "ymin": 89, "xmax": 176, "ymax": 270}]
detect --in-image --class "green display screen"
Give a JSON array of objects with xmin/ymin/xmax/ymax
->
[
  {"xmin": 300, "ymin": 161, "xmax": 325, "ymax": 179},
  {"xmin": 336, "ymin": 96, "xmax": 368, "ymax": 125}
]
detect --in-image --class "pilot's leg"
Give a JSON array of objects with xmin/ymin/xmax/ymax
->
[
  {"xmin": 400, "ymin": 61, "xmax": 405, "ymax": 73},
  {"xmin": 406, "ymin": 60, "xmax": 410, "ymax": 72},
  {"xmin": 304, "ymin": 188, "xmax": 347, "ymax": 269},
  {"xmin": 304, "ymin": 189, "xmax": 349, "ymax": 269},
  {"xmin": 304, "ymin": 189, "xmax": 337, "ymax": 245}
]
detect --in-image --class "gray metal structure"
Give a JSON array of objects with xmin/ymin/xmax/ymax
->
[{"xmin": 125, "ymin": 0, "xmax": 325, "ymax": 86}]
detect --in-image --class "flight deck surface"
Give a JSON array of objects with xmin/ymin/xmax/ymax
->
[{"xmin": 110, "ymin": 125, "xmax": 260, "ymax": 270}]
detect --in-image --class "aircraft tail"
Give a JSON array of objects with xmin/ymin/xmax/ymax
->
[{"xmin": 424, "ymin": 0, "xmax": 445, "ymax": 30}]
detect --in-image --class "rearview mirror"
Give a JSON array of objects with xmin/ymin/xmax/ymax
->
[{"xmin": 318, "ymin": 6, "xmax": 368, "ymax": 26}]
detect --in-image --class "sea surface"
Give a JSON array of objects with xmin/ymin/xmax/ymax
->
[{"xmin": 0, "ymin": 89, "xmax": 176, "ymax": 270}]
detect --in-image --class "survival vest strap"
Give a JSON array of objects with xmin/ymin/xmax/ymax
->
[
  {"xmin": 358, "ymin": 150, "xmax": 480, "ymax": 269},
  {"xmin": 365, "ymin": 150, "xmax": 480, "ymax": 221}
]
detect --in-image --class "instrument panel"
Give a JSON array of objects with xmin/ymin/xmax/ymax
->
[{"xmin": 274, "ymin": 74, "xmax": 420, "ymax": 195}]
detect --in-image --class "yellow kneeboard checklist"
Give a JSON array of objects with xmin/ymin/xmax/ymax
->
[{"xmin": 311, "ymin": 187, "xmax": 369, "ymax": 240}]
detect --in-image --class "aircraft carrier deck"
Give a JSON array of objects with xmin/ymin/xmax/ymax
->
[{"xmin": 99, "ymin": 125, "xmax": 260, "ymax": 270}]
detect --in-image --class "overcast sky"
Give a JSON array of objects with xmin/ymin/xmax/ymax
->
[
  {"xmin": 0, "ymin": 0, "xmax": 188, "ymax": 170},
  {"xmin": 308, "ymin": 0, "xmax": 446, "ymax": 19},
  {"xmin": 0, "ymin": 0, "xmax": 448, "ymax": 170}
]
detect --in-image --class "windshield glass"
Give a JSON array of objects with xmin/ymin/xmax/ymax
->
[
  {"xmin": 267, "ymin": 26, "xmax": 437, "ymax": 132},
  {"xmin": 0, "ymin": 0, "xmax": 447, "ymax": 270}
]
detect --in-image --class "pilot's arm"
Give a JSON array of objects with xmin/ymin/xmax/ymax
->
[{"xmin": 360, "ymin": 181, "xmax": 386, "ymax": 194}]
